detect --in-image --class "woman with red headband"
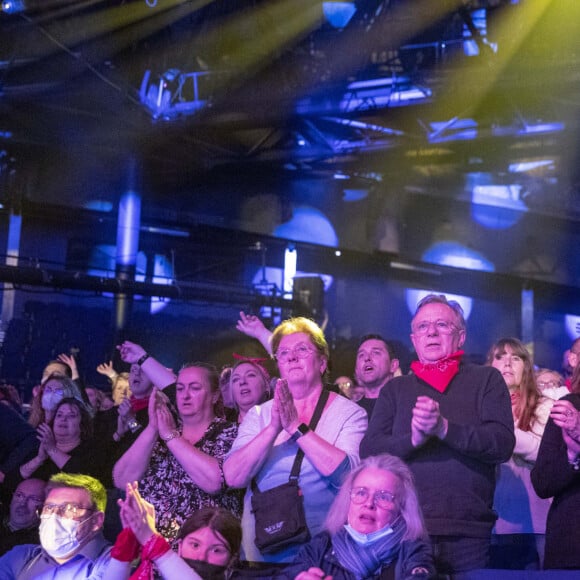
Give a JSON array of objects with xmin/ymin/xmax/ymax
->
[{"xmin": 228, "ymin": 358, "xmax": 272, "ymax": 425}]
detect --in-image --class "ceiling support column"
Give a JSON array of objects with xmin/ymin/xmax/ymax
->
[{"xmin": 114, "ymin": 159, "xmax": 141, "ymax": 342}]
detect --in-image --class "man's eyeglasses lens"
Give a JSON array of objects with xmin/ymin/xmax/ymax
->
[
  {"xmin": 39, "ymin": 503, "xmax": 94, "ymax": 519},
  {"xmin": 413, "ymin": 320, "xmax": 455, "ymax": 335},
  {"xmin": 350, "ymin": 487, "xmax": 395, "ymax": 508}
]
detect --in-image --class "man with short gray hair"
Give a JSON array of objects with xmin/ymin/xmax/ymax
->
[{"xmin": 361, "ymin": 294, "xmax": 515, "ymax": 574}]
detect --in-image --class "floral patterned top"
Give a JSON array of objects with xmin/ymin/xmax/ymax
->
[{"xmin": 139, "ymin": 417, "xmax": 242, "ymax": 541}]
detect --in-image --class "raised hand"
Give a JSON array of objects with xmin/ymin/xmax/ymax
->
[
  {"xmin": 236, "ymin": 311, "xmax": 273, "ymax": 354},
  {"xmin": 57, "ymin": 353, "xmax": 79, "ymax": 380},
  {"xmin": 116, "ymin": 341, "xmax": 147, "ymax": 365},
  {"xmin": 97, "ymin": 361, "xmax": 117, "ymax": 380},
  {"xmin": 236, "ymin": 311, "xmax": 268, "ymax": 339}
]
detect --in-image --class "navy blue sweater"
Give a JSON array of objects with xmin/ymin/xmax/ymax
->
[{"xmin": 360, "ymin": 364, "xmax": 515, "ymax": 537}]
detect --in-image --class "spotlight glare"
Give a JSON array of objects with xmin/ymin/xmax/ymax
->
[{"xmin": 1, "ymin": 0, "xmax": 25, "ymax": 13}]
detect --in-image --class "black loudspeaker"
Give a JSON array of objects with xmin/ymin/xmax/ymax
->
[{"xmin": 292, "ymin": 276, "xmax": 325, "ymax": 320}]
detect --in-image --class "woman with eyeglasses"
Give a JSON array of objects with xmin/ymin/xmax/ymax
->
[
  {"xmin": 224, "ymin": 317, "xmax": 367, "ymax": 565},
  {"xmin": 278, "ymin": 454, "xmax": 434, "ymax": 580},
  {"xmin": 486, "ymin": 338, "xmax": 553, "ymax": 569},
  {"xmin": 535, "ymin": 368, "xmax": 569, "ymax": 400}
]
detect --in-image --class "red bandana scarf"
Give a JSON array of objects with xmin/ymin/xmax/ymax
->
[
  {"xmin": 130, "ymin": 395, "xmax": 150, "ymax": 413},
  {"xmin": 411, "ymin": 350, "xmax": 464, "ymax": 393},
  {"xmin": 130, "ymin": 534, "xmax": 171, "ymax": 580}
]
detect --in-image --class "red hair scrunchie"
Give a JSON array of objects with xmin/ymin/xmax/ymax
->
[{"xmin": 129, "ymin": 533, "xmax": 171, "ymax": 580}]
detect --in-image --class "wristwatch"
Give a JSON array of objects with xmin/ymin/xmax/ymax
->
[
  {"xmin": 290, "ymin": 423, "xmax": 310, "ymax": 443},
  {"xmin": 161, "ymin": 429, "xmax": 181, "ymax": 442}
]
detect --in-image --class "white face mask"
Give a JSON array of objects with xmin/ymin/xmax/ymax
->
[
  {"xmin": 41, "ymin": 391, "xmax": 63, "ymax": 412},
  {"xmin": 39, "ymin": 514, "xmax": 91, "ymax": 559}
]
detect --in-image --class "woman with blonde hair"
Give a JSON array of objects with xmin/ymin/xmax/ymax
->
[
  {"xmin": 228, "ymin": 358, "xmax": 272, "ymax": 424},
  {"xmin": 280, "ymin": 454, "xmax": 434, "ymax": 579},
  {"xmin": 224, "ymin": 317, "xmax": 367, "ymax": 564}
]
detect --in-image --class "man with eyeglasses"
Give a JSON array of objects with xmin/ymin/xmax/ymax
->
[
  {"xmin": 0, "ymin": 480, "xmax": 46, "ymax": 555},
  {"xmin": 0, "ymin": 473, "xmax": 131, "ymax": 579},
  {"xmin": 361, "ymin": 294, "xmax": 515, "ymax": 575}
]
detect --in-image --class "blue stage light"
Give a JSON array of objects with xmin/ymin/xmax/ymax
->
[
  {"xmin": 323, "ymin": 1, "xmax": 356, "ymax": 29},
  {"xmin": 1, "ymin": 0, "xmax": 25, "ymax": 13}
]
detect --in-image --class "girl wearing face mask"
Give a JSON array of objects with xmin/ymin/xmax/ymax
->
[
  {"xmin": 486, "ymin": 338, "xmax": 554, "ymax": 570},
  {"xmin": 28, "ymin": 374, "xmax": 90, "ymax": 428},
  {"xmin": 117, "ymin": 482, "xmax": 241, "ymax": 580},
  {"xmin": 279, "ymin": 454, "xmax": 434, "ymax": 580}
]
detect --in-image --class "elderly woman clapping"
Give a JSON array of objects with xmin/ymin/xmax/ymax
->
[
  {"xmin": 224, "ymin": 317, "xmax": 367, "ymax": 564},
  {"xmin": 280, "ymin": 454, "xmax": 435, "ymax": 580}
]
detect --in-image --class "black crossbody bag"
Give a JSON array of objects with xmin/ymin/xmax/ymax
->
[{"xmin": 250, "ymin": 389, "xmax": 330, "ymax": 554}]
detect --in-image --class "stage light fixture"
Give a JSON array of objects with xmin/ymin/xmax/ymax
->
[
  {"xmin": 323, "ymin": 1, "xmax": 356, "ymax": 29},
  {"xmin": 1, "ymin": 0, "xmax": 25, "ymax": 13}
]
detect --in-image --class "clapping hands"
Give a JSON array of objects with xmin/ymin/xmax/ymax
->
[
  {"xmin": 146, "ymin": 387, "xmax": 177, "ymax": 439},
  {"xmin": 551, "ymin": 400, "xmax": 580, "ymax": 460},
  {"xmin": 411, "ymin": 396, "xmax": 448, "ymax": 448},
  {"xmin": 37, "ymin": 422, "xmax": 56, "ymax": 459},
  {"xmin": 273, "ymin": 379, "xmax": 300, "ymax": 434},
  {"xmin": 118, "ymin": 481, "xmax": 157, "ymax": 545}
]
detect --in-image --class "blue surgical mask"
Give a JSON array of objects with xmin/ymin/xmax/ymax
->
[
  {"xmin": 344, "ymin": 522, "xmax": 395, "ymax": 546},
  {"xmin": 41, "ymin": 391, "xmax": 63, "ymax": 412},
  {"xmin": 40, "ymin": 514, "xmax": 83, "ymax": 559}
]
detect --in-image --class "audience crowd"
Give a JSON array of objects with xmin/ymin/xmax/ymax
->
[{"xmin": 0, "ymin": 295, "xmax": 579, "ymax": 580}]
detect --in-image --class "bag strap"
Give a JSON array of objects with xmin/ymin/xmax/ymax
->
[
  {"xmin": 251, "ymin": 388, "xmax": 331, "ymax": 491},
  {"xmin": 289, "ymin": 388, "xmax": 330, "ymax": 482}
]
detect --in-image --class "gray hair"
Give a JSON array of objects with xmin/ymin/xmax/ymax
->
[
  {"xmin": 325, "ymin": 454, "xmax": 427, "ymax": 541},
  {"xmin": 414, "ymin": 294, "xmax": 466, "ymax": 331}
]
